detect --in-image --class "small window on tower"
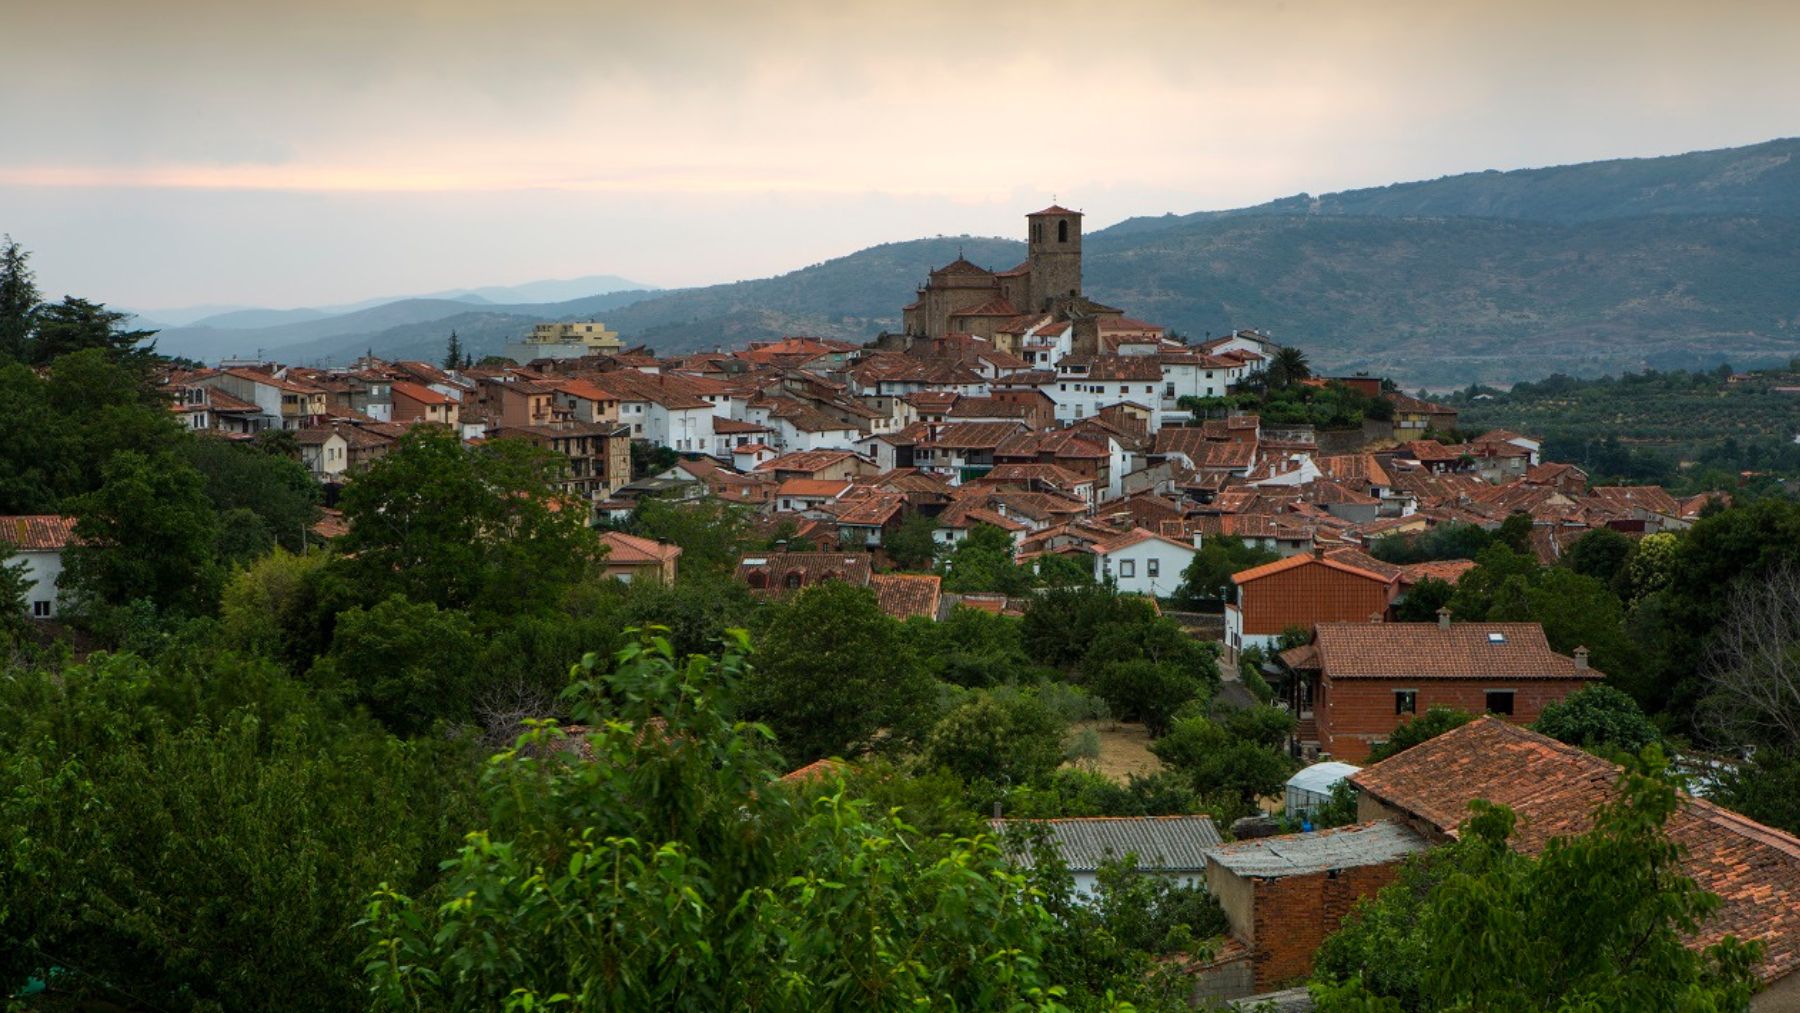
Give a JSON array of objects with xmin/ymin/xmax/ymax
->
[{"xmin": 1058, "ymin": 220, "xmax": 1069, "ymax": 243}]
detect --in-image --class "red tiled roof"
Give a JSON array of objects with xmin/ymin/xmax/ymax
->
[
  {"xmin": 599, "ymin": 531, "xmax": 682, "ymax": 564},
  {"xmin": 1232, "ymin": 552, "xmax": 1394, "ymax": 587},
  {"xmin": 1351, "ymin": 717, "xmax": 1800, "ymax": 985},
  {"xmin": 1399, "ymin": 559, "xmax": 1478, "ymax": 585},
  {"xmin": 868, "ymin": 573, "xmax": 942, "ymax": 620},
  {"xmin": 391, "ymin": 380, "xmax": 455, "ymax": 406},
  {"xmin": 775, "ymin": 479, "xmax": 850, "ymax": 499},
  {"xmin": 1310, "ymin": 621, "xmax": 1599, "ymax": 679},
  {"xmin": 779, "ymin": 757, "xmax": 849, "ymax": 784},
  {"xmin": 1028, "ymin": 204, "xmax": 1082, "ymax": 217},
  {"xmin": 0, "ymin": 515, "xmax": 78, "ymax": 551},
  {"xmin": 552, "ymin": 377, "xmax": 620, "ymax": 402}
]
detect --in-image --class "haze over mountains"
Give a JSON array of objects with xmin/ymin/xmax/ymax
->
[{"xmin": 151, "ymin": 139, "xmax": 1800, "ymax": 386}]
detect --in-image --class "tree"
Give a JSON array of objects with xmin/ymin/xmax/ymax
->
[
  {"xmin": 1313, "ymin": 751, "xmax": 1762, "ymax": 1011},
  {"xmin": 30, "ymin": 296, "xmax": 158, "ymax": 368},
  {"xmin": 0, "ymin": 649, "xmax": 479, "ymax": 1012},
  {"xmin": 1711, "ymin": 748, "xmax": 1800, "ymax": 837},
  {"xmin": 1391, "ymin": 576, "xmax": 1454, "ymax": 622},
  {"xmin": 179, "ymin": 434, "xmax": 321, "ymax": 558},
  {"xmin": 908, "ymin": 606, "xmax": 1046, "ymax": 688},
  {"xmin": 924, "ymin": 689, "xmax": 1068, "ymax": 786},
  {"xmin": 1033, "ymin": 550, "xmax": 1095, "ymax": 588},
  {"xmin": 1533, "ymin": 684, "xmax": 1661, "ymax": 755},
  {"xmin": 1496, "ymin": 511, "xmax": 1534, "ymax": 554},
  {"xmin": 1699, "ymin": 563, "xmax": 1800, "ymax": 752},
  {"xmin": 361, "ymin": 633, "xmax": 1074, "ymax": 1010},
  {"xmin": 61, "ymin": 450, "xmax": 222, "ymax": 618},
  {"xmin": 744, "ymin": 581, "xmax": 934, "ymax": 763},
  {"xmin": 0, "ymin": 235, "xmax": 38, "ymax": 362},
  {"xmin": 309, "ymin": 594, "xmax": 479, "ymax": 734},
  {"xmin": 1371, "ymin": 522, "xmax": 1494, "ymax": 564},
  {"xmin": 1091, "ymin": 659, "xmax": 1197, "ymax": 737},
  {"xmin": 1267, "ymin": 346, "xmax": 1312, "ymax": 389},
  {"xmin": 1565, "ymin": 526, "xmax": 1636, "ymax": 587},
  {"xmin": 442, "ymin": 329, "xmax": 464, "ymax": 370},
  {"xmin": 885, "ymin": 511, "xmax": 940, "ymax": 570},
  {"xmin": 940, "ymin": 523, "xmax": 1036, "ymax": 595},
  {"xmin": 1150, "ymin": 713, "xmax": 1293, "ymax": 815},
  {"xmin": 1173, "ymin": 536, "xmax": 1277, "ymax": 608},
  {"xmin": 632, "ymin": 495, "xmax": 754, "ymax": 576},
  {"xmin": 1365, "ymin": 706, "xmax": 1474, "ymax": 763},
  {"xmin": 0, "ymin": 550, "xmax": 32, "ymax": 640},
  {"xmin": 336, "ymin": 427, "xmax": 600, "ymax": 616}
]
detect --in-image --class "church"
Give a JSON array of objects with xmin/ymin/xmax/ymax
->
[{"xmin": 900, "ymin": 205, "xmax": 1131, "ymax": 357}]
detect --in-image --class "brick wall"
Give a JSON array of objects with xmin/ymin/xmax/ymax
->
[
  {"xmin": 1239, "ymin": 560, "xmax": 1394, "ymax": 636},
  {"xmin": 1321, "ymin": 677, "xmax": 1598, "ymax": 762},
  {"xmin": 1248, "ymin": 863, "xmax": 1402, "ymax": 990}
]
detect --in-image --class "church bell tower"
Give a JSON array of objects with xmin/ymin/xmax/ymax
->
[{"xmin": 1026, "ymin": 204, "xmax": 1083, "ymax": 311}]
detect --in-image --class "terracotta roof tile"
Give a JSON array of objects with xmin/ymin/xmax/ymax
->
[
  {"xmin": 1311, "ymin": 621, "xmax": 1599, "ymax": 679},
  {"xmin": 868, "ymin": 573, "xmax": 941, "ymax": 620},
  {"xmin": 0, "ymin": 515, "xmax": 79, "ymax": 551},
  {"xmin": 1352, "ymin": 718, "xmax": 1800, "ymax": 985}
]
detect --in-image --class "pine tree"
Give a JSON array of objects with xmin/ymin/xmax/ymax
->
[
  {"xmin": 442, "ymin": 330, "xmax": 463, "ymax": 371},
  {"xmin": 0, "ymin": 236, "xmax": 40, "ymax": 363}
]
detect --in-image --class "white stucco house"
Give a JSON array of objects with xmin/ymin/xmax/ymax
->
[
  {"xmin": 1, "ymin": 515, "xmax": 77, "ymax": 619},
  {"xmin": 1091, "ymin": 527, "xmax": 1198, "ymax": 598}
]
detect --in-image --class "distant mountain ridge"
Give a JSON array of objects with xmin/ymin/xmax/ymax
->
[
  {"xmin": 159, "ymin": 138, "xmax": 1800, "ymax": 384},
  {"xmin": 1108, "ymin": 137, "xmax": 1800, "ymax": 233}
]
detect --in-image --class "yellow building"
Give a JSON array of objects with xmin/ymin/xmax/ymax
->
[{"xmin": 504, "ymin": 321, "xmax": 624, "ymax": 362}]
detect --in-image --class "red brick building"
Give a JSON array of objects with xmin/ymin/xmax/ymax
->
[
  {"xmin": 1281, "ymin": 617, "xmax": 1603, "ymax": 762},
  {"xmin": 1226, "ymin": 548, "xmax": 1399, "ymax": 652},
  {"xmin": 1195, "ymin": 821, "xmax": 1428, "ymax": 998},
  {"xmin": 1352, "ymin": 718, "xmax": 1800, "ymax": 1007}
]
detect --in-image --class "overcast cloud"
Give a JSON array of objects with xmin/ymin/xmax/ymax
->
[{"xmin": 2, "ymin": 0, "xmax": 1796, "ymax": 309}]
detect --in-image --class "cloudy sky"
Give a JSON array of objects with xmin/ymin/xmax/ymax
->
[{"xmin": 3, "ymin": 0, "xmax": 1797, "ymax": 311}]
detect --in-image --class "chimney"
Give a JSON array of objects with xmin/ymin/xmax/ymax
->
[
  {"xmin": 1437, "ymin": 607, "xmax": 1452, "ymax": 631},
  {"xmin": 1574, "ymin": 646, "xmax": 1589, "ymax": 671},
  {"xmin": 1368, "ymin": 611, "xmax": 1383, "ymax": 624},
  {"xmin": 1312, "ymin": 543, "xmax": 1325, "ymax": 559}
]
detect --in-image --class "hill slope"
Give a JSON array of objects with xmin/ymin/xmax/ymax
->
[
  {"xmin": 203, "ymin": 138, "xmax": 1800, "ymax": 384},
  {"xmin": 1109, "ymin": 137, "xmax": 1800, "ymax": 233}
]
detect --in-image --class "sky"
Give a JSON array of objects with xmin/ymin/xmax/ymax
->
[{"xmin": 2, "ymin": 0, "xmax": 1797, "ymax": 312}]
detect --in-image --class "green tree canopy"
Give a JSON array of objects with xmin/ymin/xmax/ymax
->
[
  {"xmin": 362, "ymin": 632, "xmax": 1077, "ymax": 1011},
  {"xmin": 1533, "ymin": 684, "xmax": 1661, "ymax": 755},
  {"xmin": 884, "ymin": 511, "xmax": 939, "ymax": 570},
  {"xmin": 62, "ymin": 450, "xmax": 222, "ymax": 618},
  {"xmin": 1173, "ymin": 535, "xmax": 1278, "ymax": 608},
  {"xmin": 744, "ymin": 581, "xmax": 934, "ymax": 764},
  {"xmin": 0, "ymin": 650, "xmax": 479, "ymax": 1012},
  {"xmin": 336, "ymin": 426, "xmax": 600, "ymax": 616},
  {"xmin": 924, "ymin": 688, "xmax": 1068, "ymax": 786},
  {"xmin": 940, "ymin": 523, "xmax": 1037, "ymax": 595}
]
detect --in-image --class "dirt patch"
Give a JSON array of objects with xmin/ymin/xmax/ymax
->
[{"xmin": 1068, "ymin": 720, "xmax": 1164, "ymax": 783}]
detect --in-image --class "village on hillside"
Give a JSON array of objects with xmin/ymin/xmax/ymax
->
[{"xmin": 8, "ymin": 206, "xmax": 1796, "ymax": 1011}]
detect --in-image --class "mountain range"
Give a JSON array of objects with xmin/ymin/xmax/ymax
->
[{"xmin": 151, "ymin": 139, "xmax": 1800, "ymax": 385}]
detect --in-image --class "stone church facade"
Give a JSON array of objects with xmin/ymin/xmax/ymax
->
[{"xmin": 900, "ymin": 205, "xmax": 1124, "ymax": 355}]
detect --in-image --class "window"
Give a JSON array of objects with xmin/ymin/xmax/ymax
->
[
  {"xmin": 1165, "ymin": 383, "xmax": 1175, "ymax": 396},
  {"xmin": 1147, "ymin": 559, "xmax": 1160, "ymax": 578},
  {"xmin": 1057, "ymin": 219, "xmax": 1069, "ymax": 243},
  {"xmin": 1119, "ymin": 560, "xmax": 1136, "ymax": 578},
  {"xmin": 784, "ymin": 572, "xmax": 803, "ymax": 590},
  {"xmin": 1394, "ymin": 690, "xmax": 1417, "ymax": 715},
  {"xmin": 32, "ymin": 600, "xmax": 51, "ymax": 618},
  {"xmin": 1485, "ymin": 690, "xmax": 1515, "ymax": 716}
]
